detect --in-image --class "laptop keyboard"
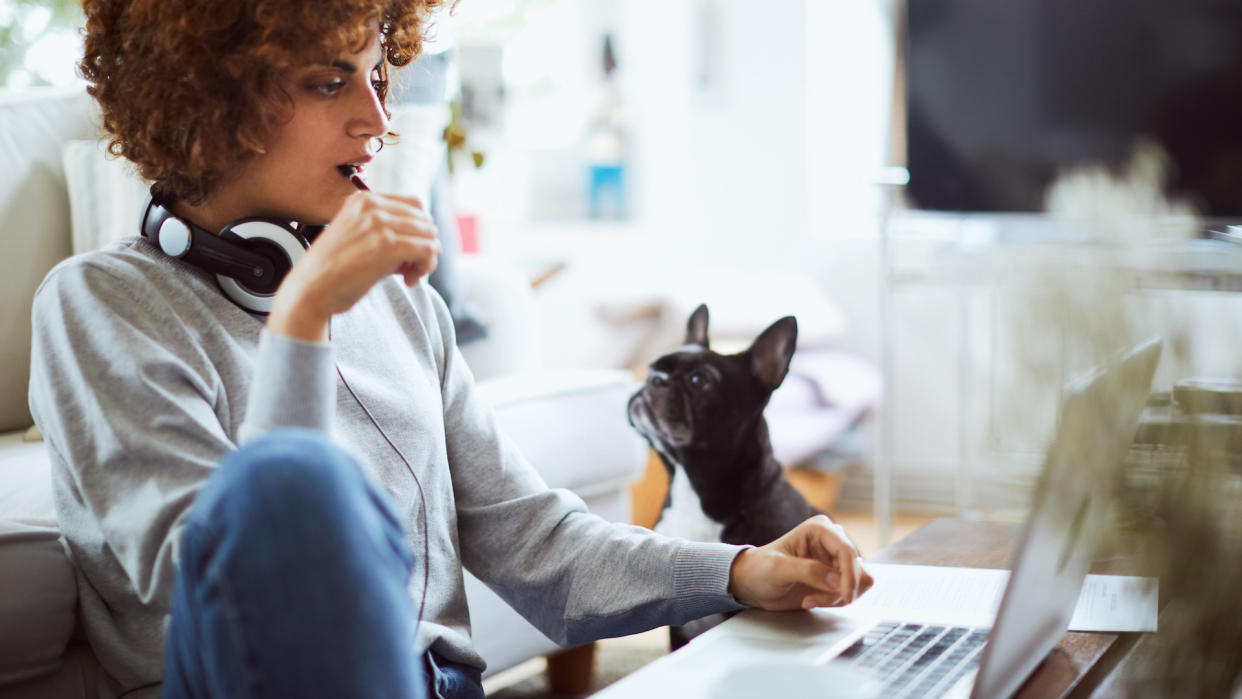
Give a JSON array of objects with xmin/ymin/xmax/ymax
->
[{"xmin": 837, "ymin": 621, "xmax": 988, "ymax": 698}]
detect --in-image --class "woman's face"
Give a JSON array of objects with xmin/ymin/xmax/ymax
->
[{"xmin": 221, "ymin": 28, "xmax": 389, "ymax": 225}]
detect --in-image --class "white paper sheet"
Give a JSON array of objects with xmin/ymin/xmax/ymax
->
[
  {"xmin": 1069, "ymin": 572, "xmax": 1159, "ymax": 632},
  {"xmin": 840, "ymin": 563, "xmax": 1157, "ymax": 632}
]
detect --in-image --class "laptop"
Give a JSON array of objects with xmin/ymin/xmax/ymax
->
[{"xmin": 594, "ymin": 337, "xmax": 1161, "ymax": 699}]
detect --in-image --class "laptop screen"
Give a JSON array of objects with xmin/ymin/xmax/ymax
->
[{"xmin": 971, "ymin": 338, "xmax": 1161, "ymax": 699}]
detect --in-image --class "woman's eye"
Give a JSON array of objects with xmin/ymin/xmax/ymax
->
[
  {"xmin": 371, "ymin": 78, "xmax": 388, "ymax": 93},
  {"xmin": 315, "ymin": 79, "xmax": 346, "ymax": 96}
]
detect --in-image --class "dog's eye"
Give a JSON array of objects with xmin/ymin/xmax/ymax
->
[{"xmin": 689, "ymin": 372, "xmax": 711, "ymax": 389}]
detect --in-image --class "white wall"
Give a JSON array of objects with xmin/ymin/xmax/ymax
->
[
  {"xmin": 468, "ymin": 0, "xmax": 897, "ymax": 251},
  {"xmin": 480, "ymin": 0, "xmax": 898, "ymax": 365}
]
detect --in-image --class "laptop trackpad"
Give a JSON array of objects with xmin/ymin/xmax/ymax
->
[
  {"xmin": 708, "ymin": 663, "xmax": 880, "ymax": 699},
  {"xmin": 724, "ymin": 608, "xmax": 873, "ymax": 643},
  {"xmin": 676, "ymin": 609, "xmax": 874, "ymax": 669}
]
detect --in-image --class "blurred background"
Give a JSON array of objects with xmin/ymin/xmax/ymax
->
[
  {"xmin": 8, "ymin": 0, "xmax": 1242, "ymax": 547},
  {"xmin": 8, "ymin": 0, "xmax": 1242, "ymax": 694}
]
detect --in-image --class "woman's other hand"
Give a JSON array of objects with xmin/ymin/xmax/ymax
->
[{"xmin": 267, "ymin": 191, "xmax": 440, "ymax": 341}]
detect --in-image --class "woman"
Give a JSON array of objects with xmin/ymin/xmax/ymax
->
[{"xmin": 29, "ymin": 1, "xmax": 871, "ymax": 698}]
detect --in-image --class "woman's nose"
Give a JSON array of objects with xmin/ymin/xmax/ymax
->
[{"xmin": 349, "ymin": 82, "xmax": 390, "ymax": 141}]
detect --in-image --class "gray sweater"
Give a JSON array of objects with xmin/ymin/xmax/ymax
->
[{"xmin": 28, "ymin": 237, "xmax": 745, "ymax": 698}]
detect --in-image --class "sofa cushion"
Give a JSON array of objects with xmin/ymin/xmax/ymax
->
[
  {"xmin": 0, "ymin": 643, "xmax": 107, "ymax": 699},
  {"xmin": 0, "ymin": 429, "xmax": 76, "ymax": 687},
  {"xmin": 0, "ymin": 87, "xmax": 100, "ymax": 433},
  {"xmin": 456, "ymin": 255, "xmax": 539, "ymax": 381},
  {"xmin": 477, "ymin": 369, "xmax": 648, "ymax": 497},
  {"xmin": 0, "ymin": 520, "xmax": 77, "ymax": 686},
  {"xmin": 61, "ymin": 139, "xmax": 152, "ymax": 256},
  {"xmin": 0, "ymin": 430, "xmax": 56, "ymax": 523}
]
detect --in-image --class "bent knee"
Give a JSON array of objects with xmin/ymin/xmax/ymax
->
[
  {"xmin": 185, "ymin": 429, "xmax": 413, "ymax": 584},
  {"xmin": 196, "ymin": 428, "xmax": 368, "ymax": 526}
]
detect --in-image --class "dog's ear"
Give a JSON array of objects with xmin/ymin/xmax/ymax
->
[
  {"xmin": 748, "ymin": 316, "xmax": 797, "ymax": 390},
  {"xmin": 686, "ymin": 304, "xmax": 710, "ymax": 349}
]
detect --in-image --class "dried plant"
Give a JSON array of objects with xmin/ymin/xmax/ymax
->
[{"xmin": 992, "ymin": 142, "xmax": 1242, "ymax": 696}]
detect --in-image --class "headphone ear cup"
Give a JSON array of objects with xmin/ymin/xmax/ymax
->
[{"xmin": 215, "ymin": 219, "xmax": 308, "ymax": 313}]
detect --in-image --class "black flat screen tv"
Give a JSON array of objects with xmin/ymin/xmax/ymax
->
[{"xmin": 906, "ymin": 0, "xmax": 1242, "ymax": 218}]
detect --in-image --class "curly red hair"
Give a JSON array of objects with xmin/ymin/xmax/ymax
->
[{"xmin": 80, "ymin": 0, "xmax": 445, "ymax": 204}]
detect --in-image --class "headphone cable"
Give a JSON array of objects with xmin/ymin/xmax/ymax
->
[{"xmin": 329, "ymin": 321, "xmax": 431, "ymax": 632}]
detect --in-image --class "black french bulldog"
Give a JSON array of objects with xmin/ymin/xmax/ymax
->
[
  {"xmin": 628, "ymin": 303, "xmax": 821, "ymax": 545},
  {"xmin": 627, "ymin": 304, "xmax": 823, "ymax": 647}
]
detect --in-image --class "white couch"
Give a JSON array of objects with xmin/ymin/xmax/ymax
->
[{"xmin": 0, "ymin": 86, "xmax": 648, "ymax": 698}]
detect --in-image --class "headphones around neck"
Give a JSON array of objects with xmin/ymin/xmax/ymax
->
[
  {"xmin": 141, "ymin": 191, "xmax": 434, "ymax": 630},
  {"xmin": 140, "ymin": 192, "xmax": 324, "ymax": 314}
]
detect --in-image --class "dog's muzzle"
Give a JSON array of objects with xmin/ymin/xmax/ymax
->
[{"xmin": 628, "ymin": 387, "xmax": 693, "ymax": 447}]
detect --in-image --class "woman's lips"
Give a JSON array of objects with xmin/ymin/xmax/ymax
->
[{"xmin": 337, "ymin": 164, "xmax": 370, "ymax": 191}]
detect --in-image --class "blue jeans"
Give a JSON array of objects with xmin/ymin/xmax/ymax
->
[{"xmin": 160, "ymin": 428, "xmax": 483, "ymax": 699}]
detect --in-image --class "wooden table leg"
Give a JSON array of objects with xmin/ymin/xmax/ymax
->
[
  {"xmin": 785, "ymin": 467, "xmax": 845, "ymax": 514},
  {"xmin": 546, "ymin": 641, "xmax": 597, "ymax": 694},
  {"xmin": 631, "ymin": 449, "xmax": 670, "ymax": 530}
]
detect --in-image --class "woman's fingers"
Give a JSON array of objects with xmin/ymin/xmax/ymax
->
[
  {"xmin": 802, "ymin": 517, "xmax": 858, "ymax": 603},
  {"xmin": 787, "ymin": 556, "xmax": 837, "ymax": 596},
  {"xmin": 361, "ymin": 209, "xmax": 438, "ymax": 249},
  {"xmin": 283, "ymin": 190, "xmax": 443, "ymax": 318},
  {"xmin": 349, "ymin": 194, "xmax": 440, "ymax": 285},
  {"xmin": 802, "ymin": 593, "xmax": 845, "ymax": 609},
  {"xmin": 391, "ymin": 238, "xmax": 441, "ymax": 286},
  {"xmin": 836, "ymin": 548, "xmax": 857, "ymax": 603},
  {"xmin": 380, "ymin": 192, "xmax": 427, "ymax": 212},
  {"xmin": 347, "ymin": 191, "xmax": 435, "ymax": 237}
]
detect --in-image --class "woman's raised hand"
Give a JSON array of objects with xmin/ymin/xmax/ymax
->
[{"xmin": 267, "ymin": 191, "xmax": 440, "ymax": 342}]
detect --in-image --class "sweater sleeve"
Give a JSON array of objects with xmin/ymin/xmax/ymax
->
[
  {"xmin": 28, "ymin": 262, "xmax": 233, "ymax": 606},
  {"xmin": 237, "ymin": 329, "xmax": 336, "ymax": 444},
  {"xmin": 429, "ymin": 292, "xmax": 747, "ymax": 646},
  {"xmin": 27, "ymin": 260, "xmax": 335, "ymax": 608}
]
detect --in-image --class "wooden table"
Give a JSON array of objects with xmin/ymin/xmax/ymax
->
[{"xmin": 874, "ymin": 518, "xmax": 1148, "ymax": 698}]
